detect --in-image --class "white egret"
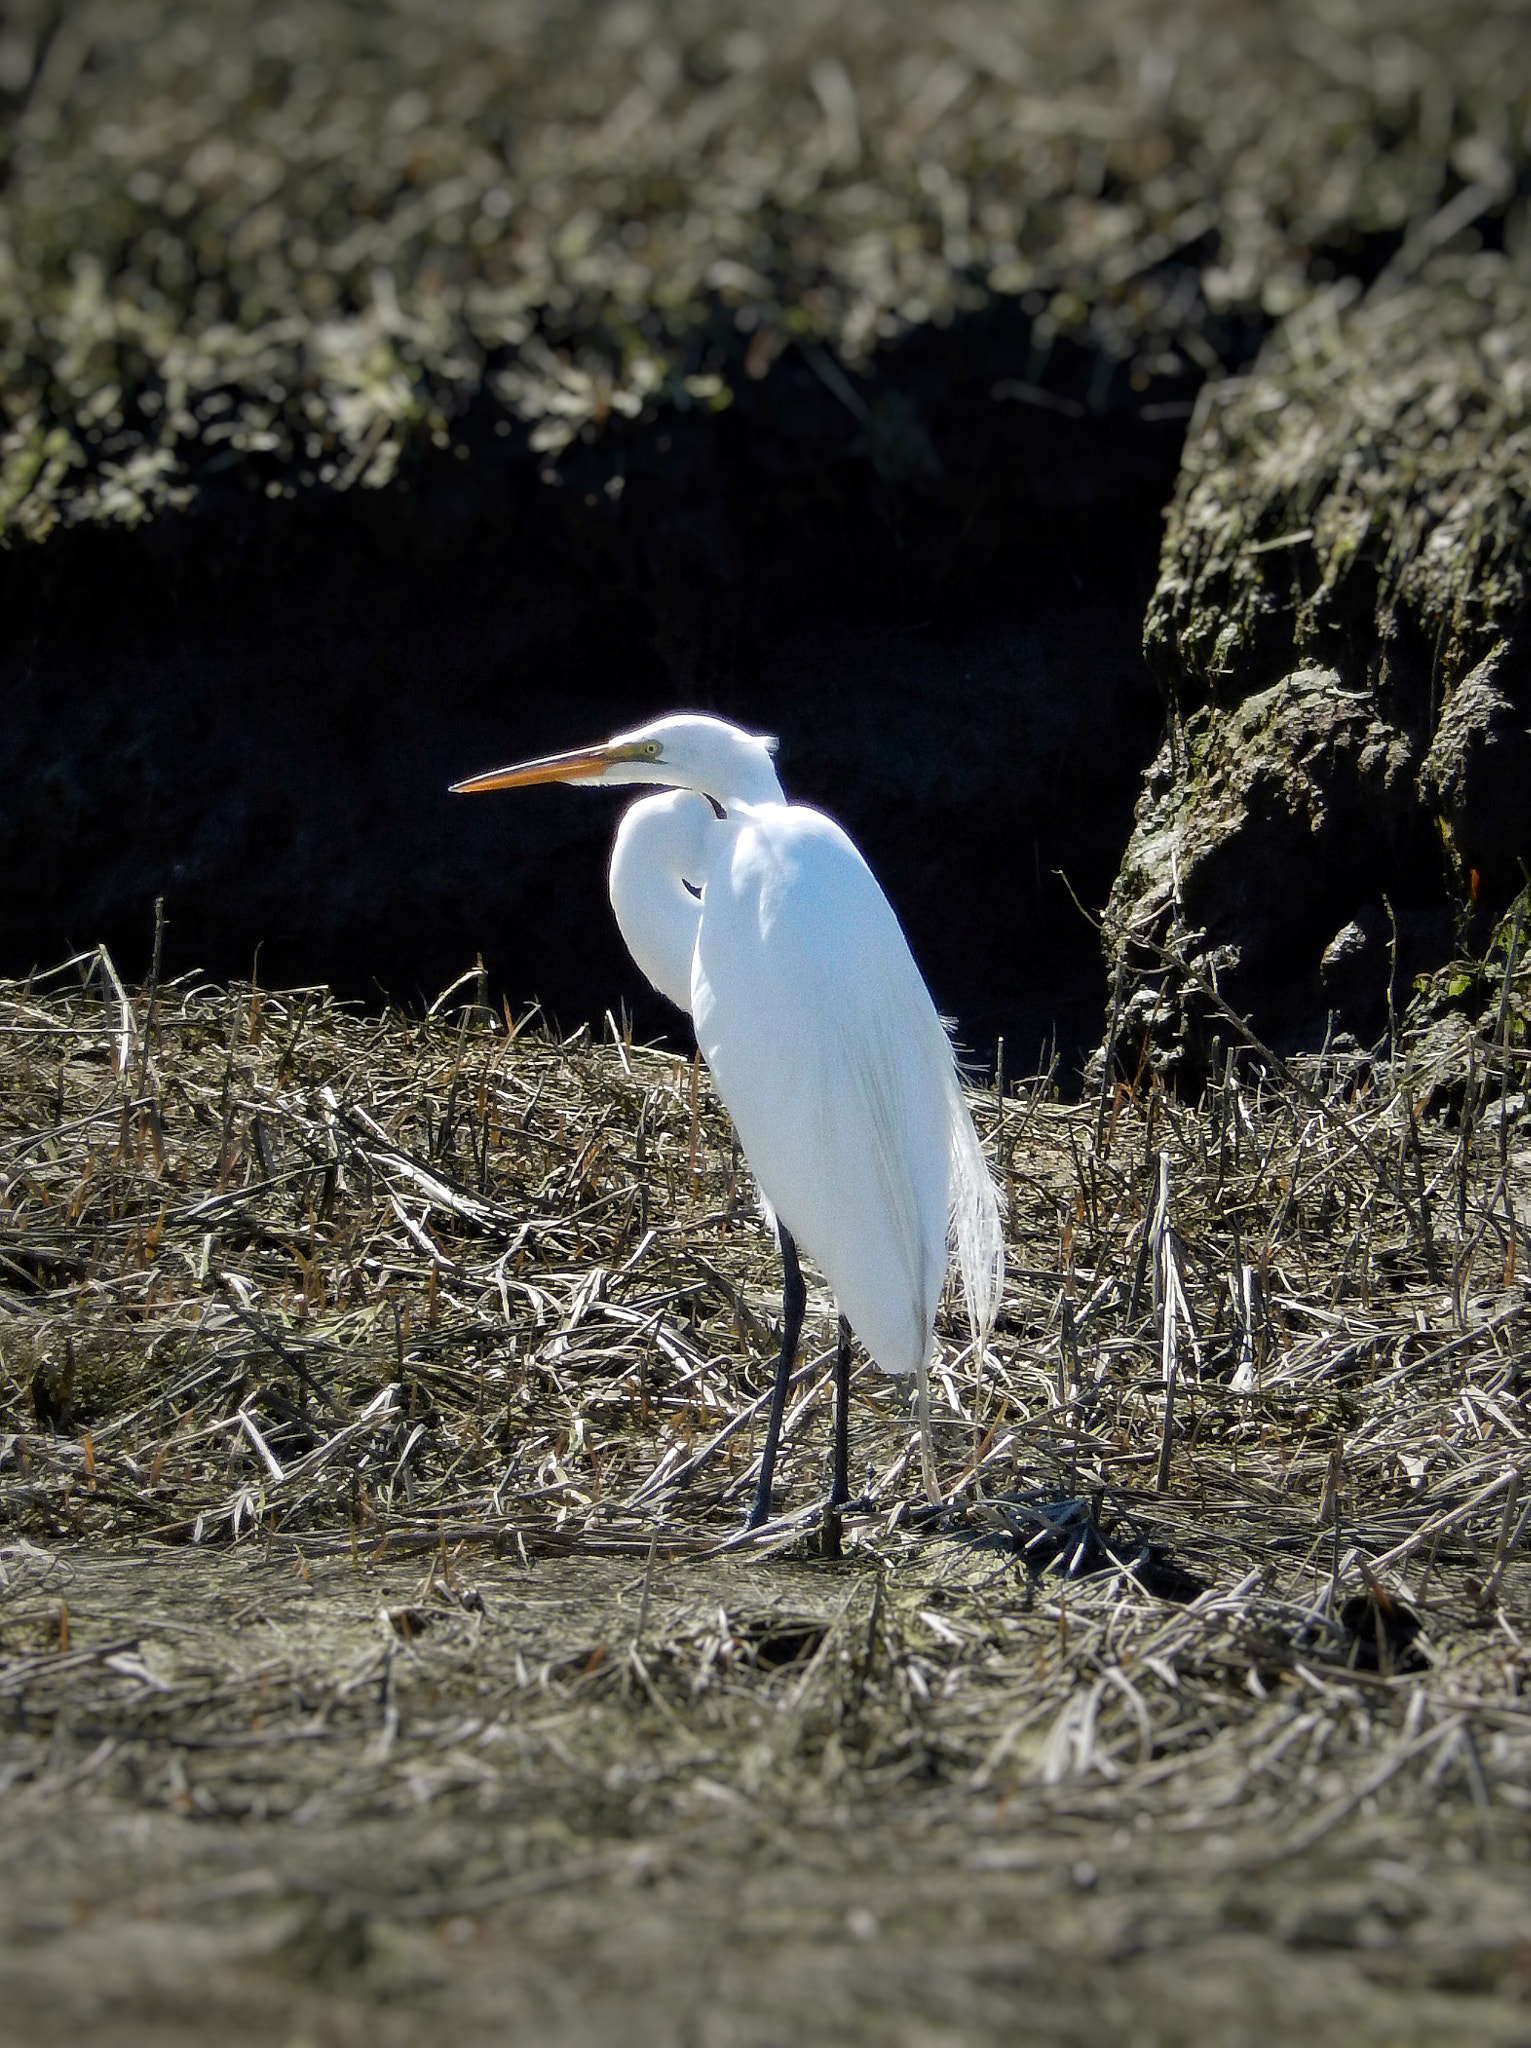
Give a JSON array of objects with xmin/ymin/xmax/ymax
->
[{"xmin": 452, "ymin": 714, "xmax": 1003, "ymax": 1531}]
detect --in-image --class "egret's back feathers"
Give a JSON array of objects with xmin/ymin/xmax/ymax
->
[{"xmin": 690, "ymin": 800, "xmax": 1002, "ymax": 1375}]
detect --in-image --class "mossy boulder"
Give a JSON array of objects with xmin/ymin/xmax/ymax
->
[{"xmin": 1105, "ymin": 260, "xmax": 1531, "ymax": 1082}]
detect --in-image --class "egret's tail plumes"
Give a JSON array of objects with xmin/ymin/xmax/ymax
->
[{"xmin": 946, "ymin": 1077, "xmax": 1005, "ymax": 1352}]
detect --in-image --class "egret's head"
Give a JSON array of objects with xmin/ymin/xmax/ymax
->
[{"xmin": 451, "ymin": 713, "xmax": 784, "ymax": 808}]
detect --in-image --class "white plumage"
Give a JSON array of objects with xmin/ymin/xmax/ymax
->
[{"xmin": 453, "ymin": 712, "xmax": 1004, "ymax": 1522}]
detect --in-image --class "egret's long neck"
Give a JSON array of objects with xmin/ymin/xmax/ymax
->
[
  {"xmin": 608, "ymin": 790, "xmax": 719, "ymax": 1015},
  {"xmin": 703, "ymin": 753, "xmax": 784, "ymax": 810}
]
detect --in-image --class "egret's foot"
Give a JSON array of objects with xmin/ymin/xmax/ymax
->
[
  {"xmin": 819, "ymin": 1489, "xmax": 877, "ymax": 1559},
  {"xmin": 744, "ymin": 1488, "xmax": 776, "ymax": 1532}
]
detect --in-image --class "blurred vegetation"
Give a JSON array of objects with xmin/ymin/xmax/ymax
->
[{"xmin": 1, "ymin": 0, "xmax": 1527, "ymax": 538}]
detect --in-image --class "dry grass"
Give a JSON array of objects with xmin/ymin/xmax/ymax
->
[{"xmin": 1, "ymin": 927, "xmax": 1529, "ymax": 2040}]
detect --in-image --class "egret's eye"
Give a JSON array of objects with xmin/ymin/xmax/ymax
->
[{"xmin": 643, "ymin": 741, "xmax": 662, "ymax": 758}]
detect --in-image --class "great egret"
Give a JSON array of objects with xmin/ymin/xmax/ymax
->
[{"xmin": 452, "ymin": 714, "xmax": 1004, "ymax": 1530}]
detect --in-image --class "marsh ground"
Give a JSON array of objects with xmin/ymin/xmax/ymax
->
[{"xmin": 2, "ymin": 948, "xmax": 1529, "ymax": 2043}]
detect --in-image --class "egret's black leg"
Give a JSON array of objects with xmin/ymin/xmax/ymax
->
[
  {"xmin": 749, "ymin": 1225, "xmax": 804, "ymax": 1530},
  {"xmin": 821, "ymin": 1313, "xmax": 854, "ymax": 1561},
  {"xmin": 831, "ymin": 1314, "xmax": 852, "ymax": 1509}
]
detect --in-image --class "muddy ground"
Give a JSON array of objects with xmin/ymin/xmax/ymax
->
[
  {"xmin": 4, "ymin": 1541, "xmax": 1531, "ymax": 2048},
  {"xmin": 2, "ymin": 947, "xmax": 1530, "ymax": 2043}
]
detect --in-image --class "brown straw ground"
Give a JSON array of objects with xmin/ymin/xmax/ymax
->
[{"xmin": 1, "ymin": 916, "xmax": 1528, "ymax": 2046}]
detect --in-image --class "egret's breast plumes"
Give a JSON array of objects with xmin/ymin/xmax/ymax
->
[{"xmin": 607, "ymin": 788, "xmax": 714, "ymax": 1015}]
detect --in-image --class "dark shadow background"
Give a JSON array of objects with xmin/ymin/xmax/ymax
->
[{"xmin": 0, "ymin": 307, "xmax": 1213, "ymax": 1078}]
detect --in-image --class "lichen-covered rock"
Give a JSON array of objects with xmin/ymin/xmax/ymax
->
[
  {"xmin": 1419, "ymin": 645, "xmax": 1531, "ymax": 897},
  {"xmin": 1106, "ymin": 667, "xmax": 1443, "ymax": 1075},
  {"xmin": 1107, "ymin": 258, "xmax": 1531, "ymax": 1081},
  {"xmin": 1143, "ymin": 266, "xmax": 1531, "ymax": 730}
]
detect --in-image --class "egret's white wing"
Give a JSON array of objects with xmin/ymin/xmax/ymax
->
[{"xmin": 693, "ymin": 802, "xmax": 1001, "ymax": 1375}]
